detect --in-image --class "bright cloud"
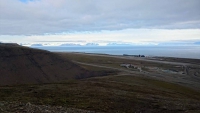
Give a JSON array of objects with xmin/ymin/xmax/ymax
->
[
  {"xmin": 1, "ymin": 29, "xmax": 200, "ymax": 44},
  {"xmin": 1, "ymin": 0, "xmax": 200, "ymax": 35},
  {"xmin": 0, "ymin": 0, "xmax": 200, "ymax": 43}
]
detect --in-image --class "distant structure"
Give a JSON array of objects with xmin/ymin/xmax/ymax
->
[
  {"xmin": 123, "ymin": 54, "xmax": 145, "ymax": 57},
  {"xmin": 140, "ymin": 55, "xmax": 145, "ymax": 57}
]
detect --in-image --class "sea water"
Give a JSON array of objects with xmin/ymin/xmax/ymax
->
[{"xmin": 31, "ymin": 46, "xmax": 200, "ymax": 59}]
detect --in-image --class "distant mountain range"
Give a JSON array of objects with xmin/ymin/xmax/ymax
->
[
  {"xmin": 16, "ymin": 40, "xmax": 200, "ymax": 47},
  {"xmin": 85, "ymin": 43, "xmax": 99, "ymax": 46},
  {"xmin": 60, "ymin": 43, "xmax": 81, "ymax": 46},
  {"xmin": 23, "ymin": 42, "xmax": 152, "ymax": 46},
  {"xmin": 31, "ymin": 44, "xmax": 43, "ymax": 46}
]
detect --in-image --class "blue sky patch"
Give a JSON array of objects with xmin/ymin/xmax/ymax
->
[{"xmin": 19, "ymin": 0, "xmax": 34, "ymax": 3}]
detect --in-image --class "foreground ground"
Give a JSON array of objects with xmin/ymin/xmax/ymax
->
[
  {"xmin": 1, "ymin": 75, "xmax": 200, "ymax": 113},
  {"xmin": 1, "ymin": 52, "xmax": 200, "ymax": 113}
]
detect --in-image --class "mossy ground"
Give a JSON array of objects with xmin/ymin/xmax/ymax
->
[{"xmin": 1, "ymin": 75, "xmax": 200, "ymax": 112}]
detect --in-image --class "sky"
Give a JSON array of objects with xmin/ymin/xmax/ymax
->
[{"xmin": 0, "ymin": 0, "xmax": 200, "ymax": 45}]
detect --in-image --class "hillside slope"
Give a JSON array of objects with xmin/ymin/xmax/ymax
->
[{"xmin": 0, "ymin": 44, "xmax": 97, "ymax": 86}]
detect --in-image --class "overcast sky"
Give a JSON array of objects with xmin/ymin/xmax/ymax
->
[{"xmin": 0, "ymin": 0, "xmax": 200, "ymax": 44}]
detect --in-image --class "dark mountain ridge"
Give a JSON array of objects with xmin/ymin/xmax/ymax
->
[{"xmin": 0, "ymin": 44, "xmax": 107, "ymax": 86}]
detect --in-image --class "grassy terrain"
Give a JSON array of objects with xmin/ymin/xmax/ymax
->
[
  {"xmin": 1, "ymin": 75, "xmax": 200, "ymax": 112},
  {"xmin": 57, "ymin": 53, "xmax": 184, "ymax": 72},
  {"xmin": 57, "ymin": 52, "xmax": 200, "ymax": 82},
  {"xmin": 155, "ymin": 57, "xmax": 200, "ymax": 65}
]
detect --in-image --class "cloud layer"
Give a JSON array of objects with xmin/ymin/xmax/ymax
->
[
  {"xmin": 1, "ymin": 29, "xmax": 200, "ymax": 44},
  {"xmin": 0, "ymin": 0, "xmax": 200, "ymax": 35}
]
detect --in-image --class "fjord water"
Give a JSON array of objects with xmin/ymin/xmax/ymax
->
[{"xmin": 31, "ymin": 46, "xmax": 200, "ymax": 59}]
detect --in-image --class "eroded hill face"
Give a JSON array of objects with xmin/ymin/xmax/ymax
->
[{"xmin": 0, "ymin": 44, "xmax": 93, "ymax": 86}]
